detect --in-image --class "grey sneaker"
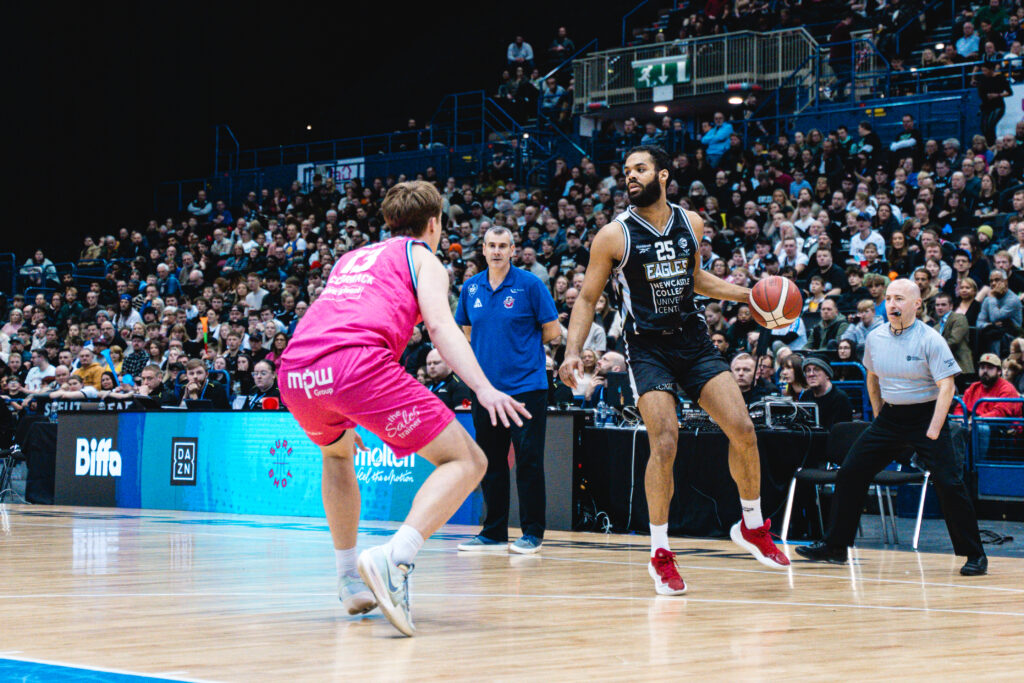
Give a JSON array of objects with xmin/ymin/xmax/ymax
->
[
  {"xmin": 338, "ymin": 575, "xmax": 376, "ymax": 615},
  {"xmin": 510, "ymin": 535, "xmax": 542, "ymax": 555},
  {"xmin": 456, "ymin": 535, "xmax": 508, "ymax": 552},
  {"xmin": 357, "ymin": 546, "xmax": 415, "ymax": 636}
]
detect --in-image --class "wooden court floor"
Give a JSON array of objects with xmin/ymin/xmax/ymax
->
[{"xmin": 1, "ymin": 505, "xmax": 1022, "ymax": 681}]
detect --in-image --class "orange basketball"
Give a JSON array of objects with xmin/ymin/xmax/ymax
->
[{"xmin": 749, "ymin": 276, "xmax": 803, "ymax": 329}]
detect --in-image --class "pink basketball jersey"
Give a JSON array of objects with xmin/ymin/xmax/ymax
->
[{"xmin": 282, "ymin": 236, "xmax": 426, "ymax": 366}]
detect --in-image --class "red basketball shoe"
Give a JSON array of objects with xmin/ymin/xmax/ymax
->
[
  {"xmin": 648, "ymin": 548, "xmax": 688, "ymax": 595},
  {"xmin": 730, "ymin": 519, "xmax": 790, "ymax": 569}
]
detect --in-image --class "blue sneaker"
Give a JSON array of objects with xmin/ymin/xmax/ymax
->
[
  {"xmin": 338, "ymin": 575, "xmax": 376, "ymax": 615},
  {"xmin": 456, "ymin": 535, "xmax": 508, "ymax": 552},
  {"xmin": 509, "ymin": 535, "xmax": 542, "ymax": 555},
  {"xmin": 357, "ymin": 546, "xmax": 415, "ymax": 636}
]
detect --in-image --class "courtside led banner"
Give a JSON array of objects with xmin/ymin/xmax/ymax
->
[{"xmin": 54, "ymin": 412, "xmax": 480, "ymax": 524}]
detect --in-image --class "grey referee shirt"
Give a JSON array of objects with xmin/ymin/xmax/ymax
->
[{"xmin": 862, "ymin": 320, "xmax": 961, "ymax": 405}]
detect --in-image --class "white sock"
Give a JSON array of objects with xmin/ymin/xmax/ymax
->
[
  {"xmin": 335, "ymin": 547, "xmax": 359, "ymax": 578},
  {"xmin": 386, "ymin": 525, "xmax": 424, "ymax": 566},
  {"xmin": 741, "ymin": 498, "xmax": 764, "ymax": 529},
  {"xmin": 650, "ymin": 523, "xmax": 669, "ymax": 556}
]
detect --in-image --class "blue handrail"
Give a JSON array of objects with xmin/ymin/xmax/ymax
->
[
  {"xmin": 536, "ymin": 38, "xmax": 597, "ymax": 152},
  {"xmin": 0, "ymin": 252, "xmax": 16, "ymax": 295},
  {"xmin": 902, "ymin": 59, "xmax": 990, "ymax": 92},
  {"xmin": 893, "ymin": 0, "xmax": 951, "ymax": 58},
  {"xmin": 741, "ymin": 92, "xmax": 970, "ymax": 148},
  {"xmin": 621, "ymin": 0, "xmax": 651, "ymax": 47},
  {"xmin": 831, "ymin": 362, "xmax": 872, "ymax": 420},
  {"xmin": 831, "ymin": 362, "xmax": 864, "ymax": 378},
  {"xmin": 951, "ymin": 396, "xmax": 970, "ymax": 427},
  {"xmin": 214, "ymin": 124, "xmax": 240, "ymax": 175},
  {"xmin": 542, "ymin": 37, "xmax": 597, "ymax": 83},
  {"xmin": 970, "ymin": 397, "xmax": 1024, "ymax": 418}
]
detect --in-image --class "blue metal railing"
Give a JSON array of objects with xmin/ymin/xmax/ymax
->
[
  {"xmin": 234, "ymin": 127, "xmax": 451, "ymax": 172},
  {"xmin": 542, "ymin": 37, "xmax": 597, "ymax": 83},
  {"xmin": 969, "ymin": 398, "xmax": 1024, "ymax": 500},
  {"xmin": 742, "ymin": 37, "xmax": 888, "ymax": 130},
  {"xmin": 900, "ymin": 59, "xmax": 993, "ymax": 92},
  {"xmin": 831, "ymin": 362, "xmax": 872, "ymax": 421},
  {"xmin": 621, "ymin": 0, "xmax": 652, "ymax": 47},
  {"xmin": 0, "ymin": 253, "xmax": 15, "ymax": 296},
  {"xmin": 534, "ymin": 38, "xmax": 598, "ymax": 165},
  {"xmin": 951, "ymin": 396, "xmax": 969, "ymax": 427},
  {"xmin": 893, "ymin": 0, "xmax": 954, "ymax": 58},
  {"xmin": 814, "ymin": 37, "xmax": 891, "ymax": 102},
  {"xmin": 741, "ymin": 85, "xmax": 972, "ymax": 149},
  {"xmin": 747, "ymin": 51, "xmax": 816, "ymax": 129},
  {"xmin": 214, "ymin": 124, "xmax": 241, "ymax": 175}
]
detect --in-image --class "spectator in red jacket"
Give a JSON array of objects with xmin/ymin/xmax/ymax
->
[{"xmin": 956, "ymin": 353, "xmax": 1022, "ymax": 418}]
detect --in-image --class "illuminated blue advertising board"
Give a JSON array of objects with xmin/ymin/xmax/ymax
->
[{"xmin": 54, "ymin": 412, "xmax": 481, "ymax": 524}]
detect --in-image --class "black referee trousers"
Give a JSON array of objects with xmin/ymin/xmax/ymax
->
[
  {"xmin": 472, "ymin": 389, "xmax": 548, "ymax": 541},
  {"xmin": 825, "ymin": 401, "xmax": 984, "ymax": 557}
]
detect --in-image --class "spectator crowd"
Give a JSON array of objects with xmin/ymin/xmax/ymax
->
[{"xmin": 3, "ymin": 4, "xmax": 1024, "ymax": 434}]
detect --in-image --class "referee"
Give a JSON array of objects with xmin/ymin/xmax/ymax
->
[
  {"xmin": 454, "ymin": 226, "xmax": 561, "ymax": 554},
  {"xmin": 797, "ymin": 279, "xmax": 988, "ymax": 576}
]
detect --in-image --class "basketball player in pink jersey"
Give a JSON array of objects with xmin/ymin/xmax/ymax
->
[{"xmin": 280, "ymin": 181, "xmax": 529, "ymax": 637}]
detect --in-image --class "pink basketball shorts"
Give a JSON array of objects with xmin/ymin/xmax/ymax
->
[{"xmin": 279, "ymin": 346, "xmax": 454, "ymax": 456}]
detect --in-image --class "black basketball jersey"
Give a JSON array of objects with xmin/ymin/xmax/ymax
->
[{"xmin": 613, "ymin": 203, "xmax": 703, "ymax": 336}]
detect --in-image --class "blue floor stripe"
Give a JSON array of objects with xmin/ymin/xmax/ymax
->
[{"xmin": 0, "ymin": 658, "xmax": 186, "ymax": 682}]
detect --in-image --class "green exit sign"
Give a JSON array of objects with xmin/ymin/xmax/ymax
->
[{"xmin": 632, "ymin": 56, "xmax": 690, "ymax": 88}]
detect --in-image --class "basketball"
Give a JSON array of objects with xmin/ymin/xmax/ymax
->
[{"xmin": 749, "ymin": 276, "xmax": 803, "ymax": 329}]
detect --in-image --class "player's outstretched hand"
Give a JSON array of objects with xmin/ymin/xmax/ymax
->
[
  {"xmin": 558, "ymin": 355, "xmax": 582, "ymax": 389},
  {"xmin": 477, "ymin": 387, "xmax": 531, "ymax": 428}
]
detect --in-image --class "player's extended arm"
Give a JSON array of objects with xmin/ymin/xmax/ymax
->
[
  {"xmin": 687, "ymin": 212, "xmax": 751, "ymax": 303},
  {"xmin": 414, "ymin": 245, "xmax": 529, "ymax": 427},
  {"xmin": 694, "ymin": 268, "xmax": 751, "ymax": 304},
  {"xmin": 866, "ymin": 370, "xmax": 882, "ymax": 419},
  {"xmin": 927, "ymin": 375, "xmax": 956, "ymax": 440},
  {"xmin": 558, "ymin": 224, "xmax": 623, "ymax": 388}
]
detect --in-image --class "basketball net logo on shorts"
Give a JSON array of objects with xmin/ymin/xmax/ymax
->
[
  {"xmin": 384, "ymin": 406, "xmax": 422, "ymax": 440},
  {"xmin": 287, "ymin": 367, "xmax": 334, "ymax": 399},
  {"xmin": 75, "ymin": 437, "xmax": 122, "ymax": 477}
]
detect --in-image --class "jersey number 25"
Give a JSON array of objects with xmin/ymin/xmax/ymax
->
[{"xmin": 655, "ymin": 240, "xmax": 676, "ymax": 261}]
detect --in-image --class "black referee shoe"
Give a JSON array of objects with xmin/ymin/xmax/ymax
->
[
  {"xmin": 960, "ymin": 554, "xmax": 988, "ymax": 576},
  {"xmin": 795, "ymin": 541, "xmax": 847, "ymax": 564}
]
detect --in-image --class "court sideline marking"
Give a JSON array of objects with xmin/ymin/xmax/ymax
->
[
  {"xmin": 0, "ymin": 652, "xmax": 212, "ymax": 682},
  {"xmin": 0, "ymin": 589, "xmax": 1020, "ymax": 618},
  {"xmin": 7, "ymin": 511, "xmax": 1023, "ymax": 595}
]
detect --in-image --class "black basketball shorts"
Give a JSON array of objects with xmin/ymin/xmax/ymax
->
[{"xmin": 622, "ymin": 329, "xmax": 730, "ymax": 402}]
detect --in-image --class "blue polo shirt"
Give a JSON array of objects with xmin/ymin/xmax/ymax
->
[{"xmin": 455, "ymin": 266, "xmax": 558, "ymax": 395}]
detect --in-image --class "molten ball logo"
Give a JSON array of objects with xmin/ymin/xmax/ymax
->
[{"xmin": 268, "ymin": 439, "xmax": 293, "ymax": 489}]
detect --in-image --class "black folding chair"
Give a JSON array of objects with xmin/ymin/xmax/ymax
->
[
  {"xmin": 781, "ymin": 421, "xmax": 931, "ymax": 548},
  {"xmin": 0, "ymin": 446, "xmax": 27, "ymax": 503}
]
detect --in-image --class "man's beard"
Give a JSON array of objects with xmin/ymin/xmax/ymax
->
[
  {"xmin": 629, "ymin": 177, "xmax": 663, "ymax": 208},
  {"xmin": 980, "ymin": 372, "xmax": 998, "ymax": 388}
]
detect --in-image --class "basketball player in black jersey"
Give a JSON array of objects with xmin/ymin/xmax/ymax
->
[{"xmin": 559, "ymin": 146, "xmax": 789, "ymax": 595}]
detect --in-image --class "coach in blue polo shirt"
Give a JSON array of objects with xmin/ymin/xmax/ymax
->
[{"xmin": 454, "ymin": 226, "xmax": 560, "ymax": 554}]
